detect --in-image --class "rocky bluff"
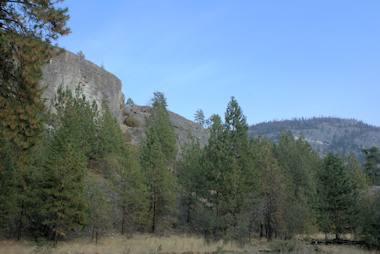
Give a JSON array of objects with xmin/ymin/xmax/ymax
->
[{"xmin": 40, "ymin": 49, "xmax": 209, "ymax": 151}]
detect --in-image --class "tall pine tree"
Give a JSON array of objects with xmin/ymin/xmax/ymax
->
[{"xmin": 141, "ymin": 92, "xmax": 177, "ymax": 233}]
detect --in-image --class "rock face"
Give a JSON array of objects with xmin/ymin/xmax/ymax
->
[
  {"xmin": 122, "ymin": 105, "xmax": 210, "ymax": 153},
  {"xmin": 39, "ymin": 49, "xmax": 209, "ymax": 153},
  {"xmin": 40, "ymin": 49, "xmax": 125, "ymax": 123}
]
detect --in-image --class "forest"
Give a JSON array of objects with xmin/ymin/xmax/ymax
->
[{"xmin": 0, "ymin": 0, "xmax": 380, "ymax": 252}]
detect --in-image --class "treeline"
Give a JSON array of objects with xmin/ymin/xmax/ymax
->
[
  {"xmin": 0, "ymin": 0, "xmax": 379, "ymax": 249},
  {"xmin": 2, "ymin": 88, "xmax": 379, "ymax": 248},
  {"xmin": 250, "ymin": 117, "xmax": 380, "ymax": 135},
  {"xmin": 182, "ymin": 100, "xmax": 379, "ymax": 247}
]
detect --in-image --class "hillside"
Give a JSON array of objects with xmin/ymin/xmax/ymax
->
[{"xmin": 249, "ymin": 117, "xmax": 380, "ymax": 162}]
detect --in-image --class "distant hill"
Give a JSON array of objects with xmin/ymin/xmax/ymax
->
[{"xmin": 248, "ymin": 117, "xmax": 380, "ymax": 163}]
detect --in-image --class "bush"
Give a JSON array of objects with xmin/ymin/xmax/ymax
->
[{"xmin": 125, "ymin": 116, "xmax": 140, "ymax": 127}]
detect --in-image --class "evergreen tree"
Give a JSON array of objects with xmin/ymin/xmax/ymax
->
[
  {"xmin": 194, "ymin": 109, "xmax": 205, "ymax": 127},
  {"xmin": 316, "ymin": 153, "xmax": 359, "ymax": 240},
  {"xmin": 86, "ymin": 174, "xmax": 112, "ymax": 244},
  {"xmin": 96, "ymin": 103, "xmax": 123, "ymax": 161},
  {"xmin": 43, "ymin": 131, "xmax": 88, "ymax": 244},
  {"xmin": 0, "ymin": 3, "xmax": 69, "ymax": 238},
  {"xmin": 113, "ymin": 145, "xmax": 148, "ymax": 235},
  {"xmin": 141, "ymin": 92, "xmax": 177, "ymax": 233},
  {"xmin": 197, "ymin": 97, "xmax": 253, "ymax": 239},
  {"xmin": 50, "ymin": 85, "xmax": 98, "ymax": 160},
  {"xmin": 273, "ymin": 131, "xmax": 319, "ymax": 237},
  {"xmin": 126, "ymin": 98, "xmax": 135, "ymax": 107},
  {"xmin": 253, "ymin": 137, "xmax": 286, "ymax": 241},
  {"xmin": 177, "ymin": 135, "xmax": 204, "ymax": 227},
  {"xmin": 362, "ymin": 147, "xmax": 380, "ymax": 185}
]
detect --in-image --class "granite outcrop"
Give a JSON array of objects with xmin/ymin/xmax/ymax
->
[{"xmin": 39, "ymin": 49, "xmax": 209, "ymax": 152}]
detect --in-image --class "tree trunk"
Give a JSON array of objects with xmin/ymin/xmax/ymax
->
[
  {"xmin": 373, "ymin": 169, "xmax": 375, "ymax": 185},
  {"xmin": 152, "ymin": 186, "xmax": 158, "ymax": 233},
  {"xmin": 17, "ymin": 204, "xmax": 24, "ymax": 241},
  {"xmin": 92, "ymin": 226, "xmax": 95, "ymax": 242},
  {"xmin": 121, "ymin": 205, "xmax": 126, "ymax": 235}
]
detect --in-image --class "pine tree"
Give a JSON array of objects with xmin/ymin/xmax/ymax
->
[
  {"xmin": 141, "ymin": 92, "xmax": 177, "ymax": 233},
  {"xmin": 50, "ymin": 85, "xmax": 98, "ymax": 160},
  {"xmin": 362, "ymin": 147, "xmax": 380, "ymax": 185},
  {"xmin": 86, "ymin": 174, "xmax": 112, "ymax": 244},
  {"xmin": 197, "ymin": 97, "xmax": 253, "ymax": 239},
  {"xmin": 43, "ymin": 132, "xmax": 88, "ymax": 244},
  {"xmin": 194, "ymin": 109, "xmax": 205, "ymax": 127},
  {"xmin": 96, "ymin": 103, "xmax": 123, "ymax": 161},
  {"xmin": 141, "ymin": 129, "xmax": 176, "ymax": 233},
  {"xmin": 177, "ymin": 135, "xmax": 203, "ymax": 226},
  {"xmin": 0, "ymin": 3, "xmax": 69, "ymax": 238},
  {"xmin": 113, "ymin": 145, "xmax": 148, "ymax": 235},
  {"xmin": 316, "ymin": 153, "xmax": 359, "ymax": 240},
  {"xmin": 253, "ymin": 137, "xmax": 286, "ymax": 241},
  {"xmin": 273, "ymin": 131, "xmax": 320, "ymax": 237}
]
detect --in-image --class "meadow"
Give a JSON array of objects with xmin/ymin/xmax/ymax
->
[{"xmin": 0, "ymin": 234, "xmax": 378, "ymax": 254}]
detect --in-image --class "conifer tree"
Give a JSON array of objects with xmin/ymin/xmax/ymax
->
[
  {"xmin": 198, "ymin": 98, "xmax": 253, "ymax": 239},
  {"xmin": 141, "ymin": 92, "xmax": 177, "ymax": 233},
  {"xmin": 177, "ymin": 135, "xmax": 204, "ymax": 226},
  {"xmin": 194, "ymin": 109, "xmax": 205, "ymax": 127},
  {"xmin": 42, "ymin": 132, "xmax": 88, "ymax": 244},
  {"xmin": 253, "ymin": 137, "xmax": 285, "ymax": 241},
  {"xmin": 86, "ymin": 174, "xmax": 112, "ymax": 244},
  {"xmin": 113, "ymin": 145, "xmax": 148, "ymax": 235},
  {"xmin": 0, "ymin": 3, "xmax": 69, "ymax": 238},
  {"xmin": 273, "ymin": 131, "xmax": 320, "ymax": 237},
  {"xmin": 316, "ymin": 153, "xmax": 359, "ymax": 240},
  {"xmin": 362, "ymin": 147, "xmax": 380, "ymax": 185},
  {"xmin": 96, "ymin": 103, "xmax": 123, "ymax": 160}
]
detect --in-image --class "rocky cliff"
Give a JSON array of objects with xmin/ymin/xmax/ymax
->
[
  {"xmin": 40, "ymin": 49, "xmax": 125, "ymax": 123},
  {"xmin": 122, "ymin": 105, "xmax": 210, "ymax": 153},
  {"xmin": 39, "ymin": 49, "xmax": 209, "ymax": 152}
]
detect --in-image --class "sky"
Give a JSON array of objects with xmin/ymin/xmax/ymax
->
[{"xmin": 57, "ymin": 0, "xmax": 380, "ymax": 127}]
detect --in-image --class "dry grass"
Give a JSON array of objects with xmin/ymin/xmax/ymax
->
[{"xmin": 0, "ymin": 234, "xmax": 378, "ymax": 254}]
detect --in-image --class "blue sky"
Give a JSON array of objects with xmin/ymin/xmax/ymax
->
[{"xmin": 57, "ymin": 0, "xmax": 380, "ymax": 126}]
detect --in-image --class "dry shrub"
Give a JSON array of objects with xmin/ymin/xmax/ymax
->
[
  {"xmin": 125, "ymin": 116, "xmax": 140, "ymax": 127},
  {"xmin": 123, "ymin": 132, "xmax": 132, "ymax": 142}
]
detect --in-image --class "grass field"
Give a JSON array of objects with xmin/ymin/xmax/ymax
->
[{"xmin": 0, "ymin": 233, "xmax": 378, "ymax": 254}]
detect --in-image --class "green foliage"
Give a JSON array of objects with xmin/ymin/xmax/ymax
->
[
  {"xmin": 253, "ymin": 137, "xmax": 286, "ymax": 241},
  {"xmin": 42, "ymin": 131, "xmax": 88, "ymax": 243},
  {"xmin": 141, "ymin": 92, "xmax": 177, "ymax": 232},
  {"xmin": 362, "ymin": 147, "xmax": 380, "ymax": 185},
  {"xmin": 193, "ymin": 97, "xmax": 254, "ymax": 239},
  {"xmin": 316, "ymin": 153, "xmax": 359, "ymax": 239},
  {"xmin": 50, "ymin": 85, "xmax": 98, "ymax": 160},
  {"xmin": 147, "ymin": 92, "xmax": 177, "ymax": 161},
  {"xmin": 112, "ymin": 145, "xmax": 148, "ymax": 234},
  {"xmin": 77, "ymin": 50, "xmax": 85, "ymax": 59},
  {"xmin": 96, "ymin": 103, "xmax": 123, "ymax": 160},
  {"xmin": 194, "ymin": 109, "xmax": 205, "ymax": 127},
  {"xmin": 86, "ymin": 173, "xmax": 112, "ymax": 244},
  {"xmin": 126, "ymin": 98, "xmax": 135, "ymax": 107},
  {"xmin": 177, "ymin": 135, "xmax": 204, "ymax": 227},
  {"xmin": 358, "ymin": 191, "xmax": 380, "ymax": 249},
  {"xmin": 273, "ymin": 131, "xmax": 320, "ymax": 237}
]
